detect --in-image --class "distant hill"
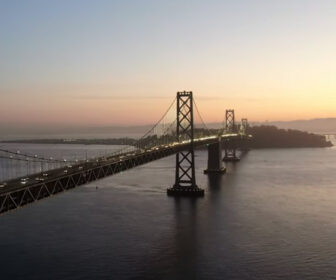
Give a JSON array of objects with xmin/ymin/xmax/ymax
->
[
  {"xmin": 255, "ymin": 118, "xmax": 336, "ymax": 134},
  {"xmin": 207, "ymin": 118, "xmax": 336, "ymax": 134},
  {"xmin": 247, "ymin": 125, "xmax": 332, "ymax": 148}
]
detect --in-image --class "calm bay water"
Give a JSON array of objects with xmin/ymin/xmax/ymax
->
[{"xmin": 1, "ymin": 144, "xmax": 336, "ymax": 280}]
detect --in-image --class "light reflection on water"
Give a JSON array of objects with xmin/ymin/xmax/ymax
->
[{"xmin": 0, "ymin": 144, "xmax": 336, "ymax": 280}]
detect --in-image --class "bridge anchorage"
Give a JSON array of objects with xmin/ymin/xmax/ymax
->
[
  {"xmin": 223, "ymin": 109, "xmax": 240, "ymax": 162},
  {"xmin": 167, "ymin": 91, "xmax": 205, "ymax": 197}
]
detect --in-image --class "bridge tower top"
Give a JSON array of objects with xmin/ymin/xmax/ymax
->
[{"xmin": 176, "ymin": 91, "xmax": 194, "ymax": 143}]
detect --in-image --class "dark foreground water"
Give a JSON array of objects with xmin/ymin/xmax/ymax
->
[{"xmin": 1, "ymin": 145, "xmax": 336, "ymax": 280}]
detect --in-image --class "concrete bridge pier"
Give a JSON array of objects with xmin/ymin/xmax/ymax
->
[{"xmin": 204, "ymin": 138, "xmax": 226, "ymax": 174}]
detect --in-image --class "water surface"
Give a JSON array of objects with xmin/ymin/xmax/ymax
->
[{"xmin": 1, "ymin": 145, "xmax": 336, "ymax": 280}]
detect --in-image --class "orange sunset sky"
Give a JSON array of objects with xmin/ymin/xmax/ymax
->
[{"xmin": 1, "ymin": 0, "xmax": 335, "ymax": 128}]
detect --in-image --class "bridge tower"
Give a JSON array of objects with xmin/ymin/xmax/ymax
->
[
  {"xmin": 225, "ymin": 109, "xmax": 236, "ymax": 134},
  {"xmin": 223, "ymin": 109, "xmax": 240, "ymax": 162},
  {"xmin": 240, "ymin": 118, "xmax": 250, "ymax": 151},
  {"xmin": 167, "ymin": 91, "xmax": 204, "ymax": 197},
  {"xmin": 240, "ymin": 118, "xmax": 248, "ymax": 135}
]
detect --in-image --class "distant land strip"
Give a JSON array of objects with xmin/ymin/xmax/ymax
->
[{"xmin": 1, "ymin": 126, "xmax": 333, "ymax": 148}]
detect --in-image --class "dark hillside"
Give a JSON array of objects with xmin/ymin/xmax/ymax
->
[{"xmin": 248, "ymin": 125, "xmax": 332, "ymax": 148}]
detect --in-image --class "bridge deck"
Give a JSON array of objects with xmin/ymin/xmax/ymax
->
[{"xmin": 0, "ymin": 134, "xmax": 249, "ymax": 214}]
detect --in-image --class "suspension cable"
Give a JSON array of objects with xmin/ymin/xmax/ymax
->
[
  {"xmin": 193, "ymin": 98, "xmax": 212, "ymax": 136},
  {"xmin": 110, "ymin": 97, "xmax": 177, "ymax": 156},
  {"xmin": 0, "ymin": 148, "xmax": 77, "ymax": 163}
]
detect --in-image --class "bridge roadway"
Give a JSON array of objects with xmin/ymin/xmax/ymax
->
[{"xmin": 0, "ymin": 134, "xmax": 245, "ymax": 214}]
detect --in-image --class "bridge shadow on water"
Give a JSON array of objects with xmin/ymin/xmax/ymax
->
[
  {"xmin": 171, "ymin": 198, "xmax": 199, "ymax": 279},
  {"xmin": 128, "ymin": 196, "xmax": 201, "ymax": 280},
  {"xmin": 137, "ymin": 164, "xmax": 244, "ymax": 280},
  {"xmin": 0, "ymin": 149, "xmax": 251, "ymax": 280}
]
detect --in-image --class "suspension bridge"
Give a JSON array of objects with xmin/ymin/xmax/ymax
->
[{"xmin": 0, "ymin": 91, "xmax": 251, "ymax": 214}]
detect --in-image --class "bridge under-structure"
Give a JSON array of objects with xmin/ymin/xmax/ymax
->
[{"xmin": 0, "ymin": 91, "xmax": 251, "ymax": 214}]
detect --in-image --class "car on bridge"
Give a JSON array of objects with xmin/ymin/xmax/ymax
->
[
  {"xmin": 35, "ymin": 177, "xmax": 45, "ymax": 182},
  {"xmin": 20, "ymin": 178, "xmax": 29, "ymax": 185}
]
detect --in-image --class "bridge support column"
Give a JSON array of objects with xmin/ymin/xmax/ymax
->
[
  {"xmin": 204, "ymin": 138, "xmax": 226, "ymax": 174},
  {"xmin": 167, "ymin": 91, "xmax": 204, "ymax": 197}
]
